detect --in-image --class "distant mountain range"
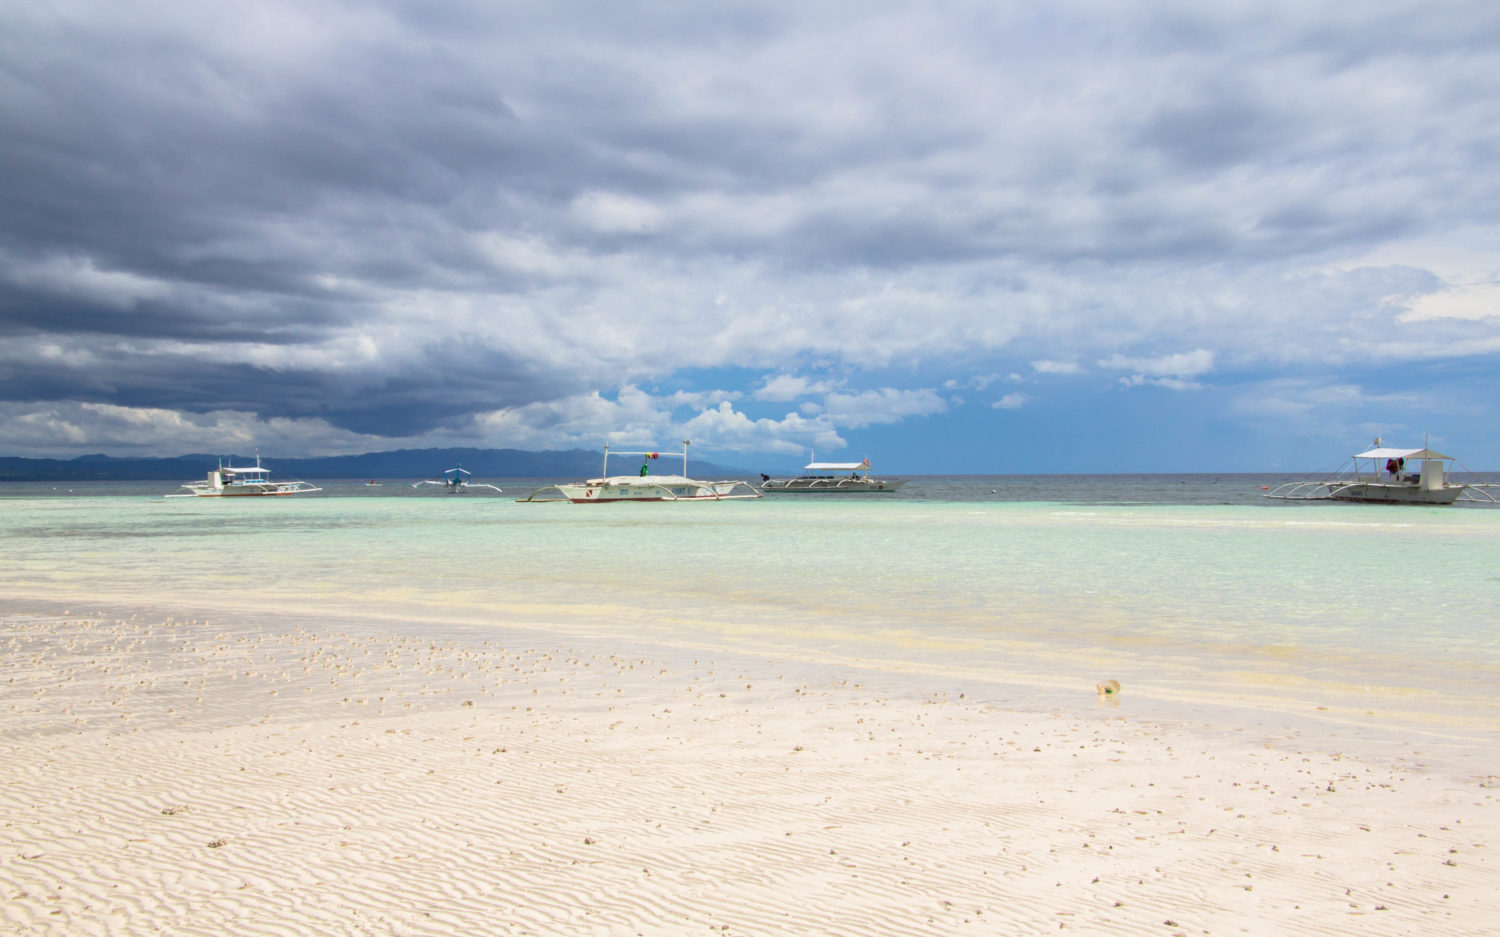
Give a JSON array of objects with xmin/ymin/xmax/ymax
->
[{"xmin": 0, "ymin": 447, "xmax": 763, "ymax": 482}]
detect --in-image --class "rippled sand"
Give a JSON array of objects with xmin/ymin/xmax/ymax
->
[{"xmin": 3, "ymin": 611, "xmax": 1496, "ymax": 936}]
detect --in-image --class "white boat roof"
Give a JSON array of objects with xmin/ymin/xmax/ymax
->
[
  {"xmin": 589, "ymin": 474, "xmax": 697, "ymax": 484},
  {"xmin": 1354, "ymin": 447, "xmax": 1452, "ymax": 460},
  {"xmin": 804, "ymin": 462, "xmax": 868, "ymax": 471}
]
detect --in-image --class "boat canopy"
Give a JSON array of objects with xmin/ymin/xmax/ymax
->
[
  {"xmin": 1353, "ymin": 447, "xmax": 1453, "ymax": 461},
  {"xmin": 805, "ymin": 462, "xmax": 868, "ymax": 471}
]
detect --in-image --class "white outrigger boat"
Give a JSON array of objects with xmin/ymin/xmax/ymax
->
[
  {"xmin": 758, "ymin": 456, "xmax": 905, "ymax": 494},
  {"xmin": 517, "ymin": 442, "xmax": 760, "ymax": 503},
  {"xmin": 1266, "ymin": 438, "xmax": 1498, "ymax": 505},
  {"xmin": 168, "ymin": 455, "xmax": 322, "ymax": 497},
  {"xmin": 412, "ymin": 464, "xmax": 502, "ymax": 493}
]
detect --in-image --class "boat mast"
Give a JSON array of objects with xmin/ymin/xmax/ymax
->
[{"xmin": 682, "ymin": 439, "xmax": 690, "ymax": 476}]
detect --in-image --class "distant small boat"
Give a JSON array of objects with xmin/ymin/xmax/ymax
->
[
  {"xmin": 167, "ymin": 455, "xmax": 321, "ymax": 497},
  {"xmin": 412, "ymin": 464, "xmax": 502, "ymax": 493},
  {"xmin": 758, "ymin": 456, "xmax": 905, "ymax": 494},
  {"xmin": 1266, "ymin": 437, "xmax": 1498, "ymax": 505},
  {"xmin": 517, "ymin": 441, "xmax": 759, "ymax": 503},
  {"xmin": 365, "ymin": 480, "xmax": 383, "ymax": 487}
]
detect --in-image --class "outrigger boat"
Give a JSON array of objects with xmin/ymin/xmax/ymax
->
[
  {"xmin": 412, "ymin": 465, "xmax": 502, "ymax": 493},
  {"xmin": 1266, "ymin": 437, "xmax": 1498, "ymax": 505},
  {"xmin": 758, "ymin": 456, "xmax": 905, "ymax": 494},
  {"xmin": 168, "ymin": 455, "xmax": 322, "ymax": 497},
  {"xmin": 517, "ymin": 441, "xmax": 760, "ymax": 503}
]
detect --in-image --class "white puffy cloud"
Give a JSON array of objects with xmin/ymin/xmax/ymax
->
[
  {"xmin": 1099, "ymin": 350, "xmax": 1214, "ymax": 389},
  {"xmin": 682, "ymin": 402, "xmax": 842, "ymax": 457},
  {"xmin": 754, "ymin": 374, "xmax": 840, "ymax": 402},
  {"xmin": 0, "ymin": 402, "xmax": 391, "ymax": 457},
  {"xmin": 1032, "ymin": 360, "xmax": 1083, "ymax": 376},
  {"xmin": 1400, "ymin": 281, "xmax": 1500, "ymax": 323},
  {"xmin": 1099, "ymin": 350, "xmax": 1215, "ymax": 378},
  {"xmin": 819, "ymin": 388, "xmax": 948, "ymax": 429}
]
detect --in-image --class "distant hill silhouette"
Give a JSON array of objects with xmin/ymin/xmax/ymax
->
[{"xmin": 0, "ymin": 447, "xmax": 757, "ymax": 481}]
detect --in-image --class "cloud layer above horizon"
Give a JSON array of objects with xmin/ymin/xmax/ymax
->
[{"xmin": 3, "ymin": 1, "xmax": 1498, "ymax": 470}]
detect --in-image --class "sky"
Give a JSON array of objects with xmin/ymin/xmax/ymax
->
[{"xmin": 2, "ymin": 1, "xmax": 1499, "ymax": 473}]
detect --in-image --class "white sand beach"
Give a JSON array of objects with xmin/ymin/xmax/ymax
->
[{"xmin": 3, "ymin": 610, "xmax": 1496, "ymax": 936}]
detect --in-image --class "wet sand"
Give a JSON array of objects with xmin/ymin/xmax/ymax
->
[{"xmin": 2, "ymin": 609, "xmax": 1497, "ymax": 936}]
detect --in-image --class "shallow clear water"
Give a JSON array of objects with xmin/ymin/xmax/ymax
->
[{"xmin": 4, "ymin": 476, "xmax": 1499, "ymax": 747}]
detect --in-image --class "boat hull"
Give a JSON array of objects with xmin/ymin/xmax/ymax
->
[
  {"xmin": 517, "ymin": 445, "xmax": 762, "ymax": 503},
  {"xmin": 169, "ymin": 460, "xmax": 321, "ymax": 498},
  {"xmin": 759, "ymin": 478, "xmax": 905, "ymax": 494},
  {"xmin": 557, "ymin": 482, "xmax": 756, "ymax": 502},
  {"xmin": 525, "ymin": 474, "xmax": 760, "ymax": 503},
  {"xmin": 179, "ymin": 485, "xmax": 315, "ymax": 497},
  {"xmin": 1329, "ymin": 483, "xmax": 1463, "ymax": 505}
]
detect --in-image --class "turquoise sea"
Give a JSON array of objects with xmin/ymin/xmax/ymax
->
[{"xmin": 4, "ymin": 475, "xmax": 1499, "ymax": 764}]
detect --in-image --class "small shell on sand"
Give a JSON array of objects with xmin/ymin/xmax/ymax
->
[{"xmin": 1097, "ymin": 679, "xmax": 1121, "ymax": 696}]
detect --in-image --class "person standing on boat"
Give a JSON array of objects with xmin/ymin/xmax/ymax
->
[{"xmin": 640, "ymin": 459, "xmax": 649, "ymax": 477}]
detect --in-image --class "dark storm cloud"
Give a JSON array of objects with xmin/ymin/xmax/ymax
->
[
  {"xmin": 0, "ymin": 326, "xmax": 576, "ymax": 437},
  {"xmin": 2, "ymin": 7, "xmax": 585, "ymax": 263},
  {"xmin": 0, "ymin": 281, "xmax": 353, "ymax": 342},
  {"xmin": 0, "ymin": 3, "xmax": 607, "ymax": 438},
  {"xmin": 1136, "ymin": 94, "xmax": 1285, "ymax": 173}
]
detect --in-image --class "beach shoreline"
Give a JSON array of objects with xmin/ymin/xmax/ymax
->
[
  {"xmin": 4, "ymin": 603, "xmax": 1496, "ymax": 936},
  {"xmin": 6, "ymin": 589, "xmax": 1497, "ymax": 770}
]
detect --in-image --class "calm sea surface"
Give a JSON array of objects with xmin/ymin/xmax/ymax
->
[{"xmin": 4, "ymin": 475, "xmax": 1499, "ymax": 758}]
